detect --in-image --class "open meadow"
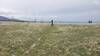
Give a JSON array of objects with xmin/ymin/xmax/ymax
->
[{"xmin": 0, "ymin": 22, "xmax": 100, "ymax": 56}]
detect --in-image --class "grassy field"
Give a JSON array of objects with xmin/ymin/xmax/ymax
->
[{"xmin": 0, "ymin": 22, "xmax": 100, "ymax": 56}]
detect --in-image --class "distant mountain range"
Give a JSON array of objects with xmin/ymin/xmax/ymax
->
[
  {"xmin": 0, "ymin": 16, "xmax": 27, "ymax": 22},
  {"xmin": 0, "ymin": 16, "xmax": 10, "ymax": 21},
  {"xmin": 0, "ymin": 16, "xmax": 99, "ymax": 23}
]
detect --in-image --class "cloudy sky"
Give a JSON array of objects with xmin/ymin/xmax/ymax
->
[{"xmin": 0, "ymin": 0, "xmax": 100, "ymax": 22}]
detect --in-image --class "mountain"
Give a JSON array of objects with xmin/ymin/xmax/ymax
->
[
  {"xmin": 0, "ymin": 16, "xmax": 10, "ymax": 21},
  {"xmin": 0, "ymin": 16, "xmax": 27, "ymax": 22}
]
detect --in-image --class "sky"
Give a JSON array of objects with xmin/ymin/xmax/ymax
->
[{"xmin": 0, "ymin": 0, "xmax": 100, "ymax": 22}]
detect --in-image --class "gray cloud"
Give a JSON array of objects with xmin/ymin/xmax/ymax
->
[{"xmin": 0, "ymin": 0, "xmax": 100, "ymax": 21}]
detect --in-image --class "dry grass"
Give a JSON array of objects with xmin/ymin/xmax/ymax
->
[{"xmin": 0, "ymin": 22, "xmax": 100, "ymax": 56}]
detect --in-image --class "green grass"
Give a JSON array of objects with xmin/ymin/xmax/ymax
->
[{"xmin": 0, "ymin": 22, "xmax": 100, "ymax": 56}]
